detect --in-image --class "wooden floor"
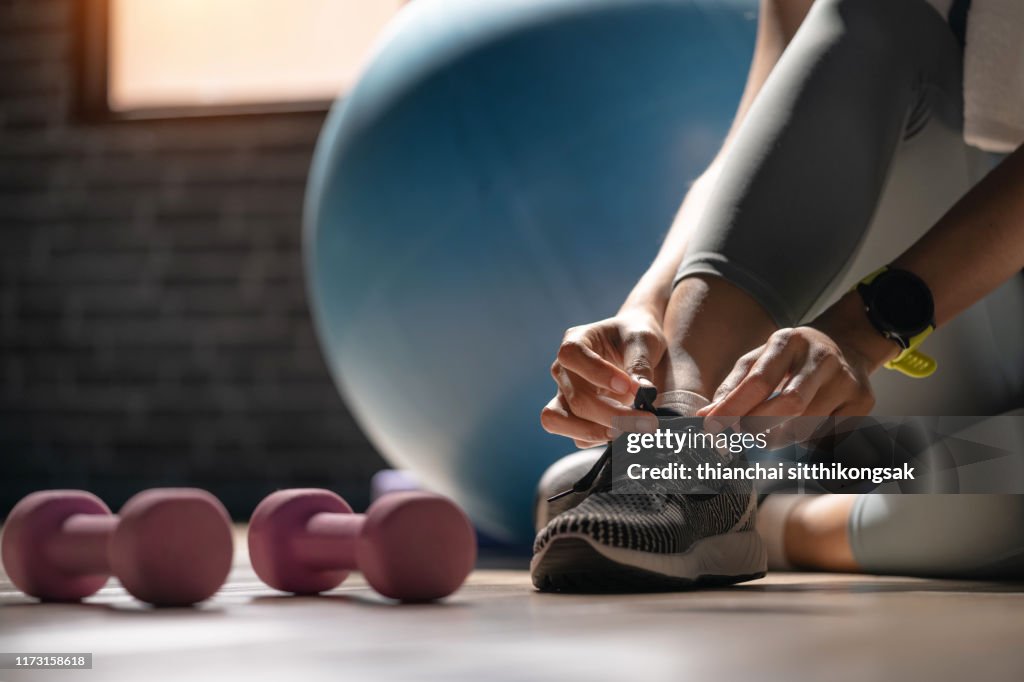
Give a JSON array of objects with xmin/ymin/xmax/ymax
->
[{"xmin": 3, "ymin": 529, "xmax": 1024, "ymax": 682}]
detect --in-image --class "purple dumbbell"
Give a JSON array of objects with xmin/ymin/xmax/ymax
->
[
  {"xmin": 248, "ymin": 489, "xmax": 476, "ymax": 601},
  {"xmin": 1, "ymin": 489, "xmax": 233, "ymax": 606}
]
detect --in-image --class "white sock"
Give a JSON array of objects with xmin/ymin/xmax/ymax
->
[
  {"xmin": 654, "ymin": 389, "xmax": 710, "ymax": 415},
  {"xmin": 756, "ymin": 494, "xmax": 807, "ymax": 570}
]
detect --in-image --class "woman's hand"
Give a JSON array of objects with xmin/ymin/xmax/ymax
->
[
  {"xmin": 695, "ymin": 290, "xmax": 903, "ymax": 425},
  {"xmin": 698, "ymin": 293, "xmax": 900, "ymax": 422},
  {"xmin": 541, "ymin": 309, "xmax": 665, "ymax": 448},
  {"xmin": 696, "ymin": 326, "xmax": 876, "ymax": 423}
]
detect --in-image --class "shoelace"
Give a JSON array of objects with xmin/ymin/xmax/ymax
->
[{"xmin": 547, "ymin": 384, "xmax": 678, "ymax": 502}]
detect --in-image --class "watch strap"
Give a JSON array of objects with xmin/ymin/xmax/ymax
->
[{"xmin": 884, "ymin": 326, "xmax": 937, "ymax": 378}]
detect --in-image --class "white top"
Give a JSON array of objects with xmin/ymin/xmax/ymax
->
[{"xmin": 928, "ymin": 0, "xmax": 1024, "ymax": 152}]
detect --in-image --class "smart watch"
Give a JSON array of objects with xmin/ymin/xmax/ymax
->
[{"xmin": 855, "ymin": 266, "xmax": 937, "ymax": 378}]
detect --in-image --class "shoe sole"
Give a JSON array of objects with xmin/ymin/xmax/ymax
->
[{"xmin": 531, "ymin": 530, "xmax": 766, "ymax": 593}]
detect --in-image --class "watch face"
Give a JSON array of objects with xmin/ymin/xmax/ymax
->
[{"xmin": 870, "ymin": 270, "xmax": 934, "ymax": 336}]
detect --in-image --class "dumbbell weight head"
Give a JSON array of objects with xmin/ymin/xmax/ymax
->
[
  {"xmin": 358, "ymin": 491, "xmax": 476, "ymax": 601},
  {"xmin": 2, "ymin": 490, "xmax": 111, "ymax": 601},
  {"xmin": 248, "ymin": 488, "xmax": 354, "ymax": 595},
  {"xmin": 109, "ymin": 489, "xmax": 234, "ymax": 605},
  {"xmin": 1, "ymin": 489, "xmax": 234, "ymax": 606}
]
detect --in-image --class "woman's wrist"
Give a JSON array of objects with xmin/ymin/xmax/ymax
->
[
  {"xmin": 619, "ymin": 280, "xmax": 670, "ymax": 321},
  {"xmin": 617, "ymin": 299, "xmax": 665, "ymax": 326},
  {"xmin": 811, "ymin": 292, "xmax": 900, "ymax": 373}
]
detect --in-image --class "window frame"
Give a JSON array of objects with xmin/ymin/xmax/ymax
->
[{"xmin": 76, "ymin": 0, "xmax": 338, "ymax": 122}]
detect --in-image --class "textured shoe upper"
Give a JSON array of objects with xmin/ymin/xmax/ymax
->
[
  {"xmin": 534, "ymin": 390, "xmax": 756, "ymax": 557},
  {"xmin": 533, "ymin": 482, "xmax": 756, "ymax": 556}
]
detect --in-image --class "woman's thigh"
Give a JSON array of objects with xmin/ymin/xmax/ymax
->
[{"xmin": 676, "ymin": 0, "xmax": 967, "ymax": 327}]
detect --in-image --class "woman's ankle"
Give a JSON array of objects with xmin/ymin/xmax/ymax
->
[{"xmin": 661, "ymin": 275, "xmax": 776, "ymax": 397}]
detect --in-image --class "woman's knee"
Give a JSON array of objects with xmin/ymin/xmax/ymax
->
[
  {"xmin": 808, "ymin": 0, "xmax": 944, "ymax": 62},
  {"xmin": 817, "ymin": 0, "xmax": 930, "ymax": 31}
]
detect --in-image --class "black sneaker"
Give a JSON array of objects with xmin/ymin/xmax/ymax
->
[{"xmin": 531, "ymin": 391, "xmax": 766, "ymax": 592}]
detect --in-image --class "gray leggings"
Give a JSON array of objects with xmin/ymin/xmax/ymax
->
[{"xmin": 675, "ymin": 0, "xmax": 1024, "ymax": 577}]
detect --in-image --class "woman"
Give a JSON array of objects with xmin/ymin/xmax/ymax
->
[{"xmin": 533, "ymin": 0, "xmax": 1024, "ymax": 590}]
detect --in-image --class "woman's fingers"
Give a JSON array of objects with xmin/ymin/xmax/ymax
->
[
  {"xmin": 540, "ymin": 374, "xmax": 658, "ymax": 443},
  {"xmin": 700, "ymin": 327, "xmax": 877, "ymax": 436},
  {"xmin": 754, "ymin": 358, "xmax": 842, "ymax": 448},
  {"xmin": 801, "ymin": 370, "xmax": 856, "ymax": 417},
  {"xmin": 706, "ymin": 348, "xmax": 760, "ymax": 407},
  {"xmin": 552, "ymin": 366, "xmax": 655, "ymax": 427},
  {"xmin": 555, "ymin": 329, "xmax": 637, "ymax": 398},
  {"xmin": 695, "ymin": 350, "xmax": 759, "ymax": 431},
  {"xmin": 702, "ymin": 330, "xmax": 807, "ymax": 418},
  {"xmin": 541, "ymin": 395, "xmax": 614, "ymax": 444},
  {"xmin": 745, "ymin": 352, "xmax": 836, "ymax": 418},
  {"xmin": 620, "ymin": 326, "xmax": 667, "ymax": 385},
  {"xmin": 542, "ymin": 313, "xmax": 670, "ymax": 446}
]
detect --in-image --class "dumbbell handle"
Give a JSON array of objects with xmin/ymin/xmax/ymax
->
[
  {"xmin": 47, "ymin": 513, "xmax": 117, "ymax": 576},
  {"xmin": 291, "ymin": 512, "xmax": 362, "ymax": 569}
]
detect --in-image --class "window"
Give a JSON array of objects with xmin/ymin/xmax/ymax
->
[{"xmin": 80, "ymin": 0, "xmax": 405, "ymax": 119}]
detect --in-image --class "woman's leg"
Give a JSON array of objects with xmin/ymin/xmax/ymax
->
[
  {"xmin": 783, "ymin": 494, "xmax": 860, "ymax": 572},
  {"xmin": 656, "ymin": 0, "xmax": 1024, "ymax": 579},
  {"xmin": 662, "ymin": 0, "xmax": 966, "ymax": 398},
  {"xmin": 771, "ymin": 407, "xmax": 1024, "ymax": 578},
  {"xmin": 850, "ymin": 493, "xmax": 1024, "ymax": 579},
  {"xmin": 778, "ymin": 484, "xmax": 1024, "ymax": 579}
]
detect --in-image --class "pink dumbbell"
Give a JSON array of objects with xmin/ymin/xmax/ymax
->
[
  {"xmin": 248, "ymin": 489, "xmax": 476, "ymax": 601},
  {"xmin": 1, "ymin": 489, "xmax": 233, "ymax": 606}
]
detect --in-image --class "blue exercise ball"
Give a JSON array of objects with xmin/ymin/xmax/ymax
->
[{"xmin": 305, "ymin": 0, "xmax": 757, "ymax": 544}]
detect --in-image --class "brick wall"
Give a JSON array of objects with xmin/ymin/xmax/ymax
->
[{"xmin": 0, "ymin": 0, "xmax": 386, "ymax": 516}]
